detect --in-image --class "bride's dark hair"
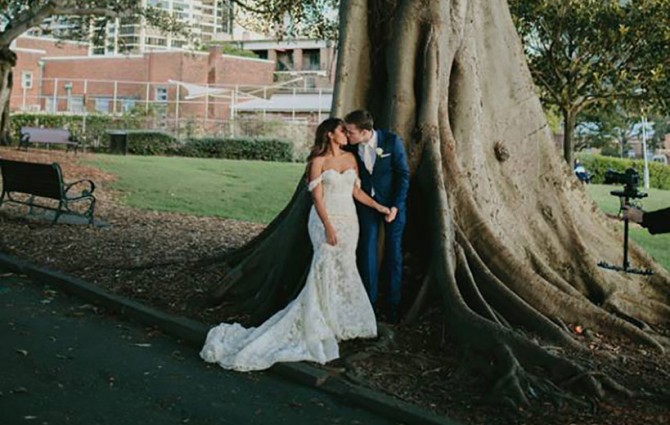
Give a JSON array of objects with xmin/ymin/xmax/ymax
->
[{"xmin": 306, "ymin": 117, "xmax": 345, "ymax": 177}]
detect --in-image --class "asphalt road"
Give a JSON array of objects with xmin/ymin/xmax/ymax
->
[{"xmin": 0, "ymin": 272, "xmax": 397, "ymax": 425}]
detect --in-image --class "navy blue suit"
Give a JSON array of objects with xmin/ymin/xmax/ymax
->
[{"xmin": 354, "ymin": 129, "xmax": 410, "ymax": 307}]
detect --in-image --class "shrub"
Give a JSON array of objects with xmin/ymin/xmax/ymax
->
[
  {"xmin": 121, "ymin": 130, "xmax": 179, "ymax": 156},
  {"xmin": 577, "ymin": 154, "xmax": 670, "ymax": 190},
  {"xmin": 178, "ymin": 137, "xmax": 293, "ymax": 162}
]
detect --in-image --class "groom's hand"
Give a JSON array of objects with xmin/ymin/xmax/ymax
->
[{"xmin": 385, "ymin": 207, "xmax": 398, "ymax": 223}]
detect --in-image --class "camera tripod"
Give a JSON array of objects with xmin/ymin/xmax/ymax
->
[{"xmin": 597, "ymin": 192, "xmax": 654, "ymax": 276}]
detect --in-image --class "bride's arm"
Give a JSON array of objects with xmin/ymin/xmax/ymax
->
[
  {"xmin": 308, "ymin": 157, "xmax": 338, "ymax": 245},
  {"xmin": 351, "ymin": 160, "xmax": 391, "ymax": 215}
]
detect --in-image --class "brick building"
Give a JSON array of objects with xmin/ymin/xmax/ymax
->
[{"xmin": 9, "ymin": 36, "xmax": 274, "ymax": 123}]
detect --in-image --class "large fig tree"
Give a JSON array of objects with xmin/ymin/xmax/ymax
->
[{"xmin": 215, "ymin": 0, "xmax": 670, "ymax": 406}]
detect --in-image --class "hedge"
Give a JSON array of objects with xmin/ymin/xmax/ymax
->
[
  {"xmin": 121, "ymin": 130, "xmax": 179, "ymax": 156},
  {"xmin": 178, "ymin": 137, "xmax": 293, "ymax": 162},
  {"xmin": 9, "ymin": 113, "xmax": 295, "ymax": 162},
  {"xmin": 577, "ymin": 154, "xmax": 670, "ymax": 190}
]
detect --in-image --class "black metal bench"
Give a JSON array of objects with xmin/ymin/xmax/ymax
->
[
  {"xmin": 19, "ymin": 127, "xmax": 80, "ymax": 153},
  {"xmin": 0, "ymin": 159, "xmax": 96, "ymax": 224}
]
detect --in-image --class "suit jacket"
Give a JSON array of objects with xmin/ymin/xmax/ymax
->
[
  {"xmin": 643, "ymin": 207, "xmax": 670, "ymax": 235},
  {"xmin": 354, "ymin": 129, "xmax": 410, "ymax": 210}
]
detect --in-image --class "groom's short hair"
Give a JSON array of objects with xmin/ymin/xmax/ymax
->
[{"xmin": 345, "ymin": 110, "xmax": 374, "ymax": 131}]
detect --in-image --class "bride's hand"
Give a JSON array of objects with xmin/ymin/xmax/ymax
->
[
  {"xmin": 376, "ymin": 204, "xmax": 391, "ymax": 215},
  {"xmin": 325, "ymin": 224, "xmax": 338, "ymax": 245}
]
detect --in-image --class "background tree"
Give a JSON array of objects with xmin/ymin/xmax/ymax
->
[
  {"xmin": 576, "ymin": 105, "xmax": 644, "ymax": 157},
  {"xmin": 209, "ymin": 0, "xmax": 670, "ymax": 407},
  {"xmin": 232, "ymin": 0, "xmax": 339, "ymax": 40},
  {"xmin": 0, "ymin": 0, "xmax": 184, "ymax": 144},
  {"xmin": 508, "ymin": 0, "xmax": 670, "ymax": 165}
]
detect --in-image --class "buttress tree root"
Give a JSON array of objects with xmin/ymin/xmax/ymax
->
[{"xmin": 206, "ymin": 0, "xmax": 670, "ymax": 407}]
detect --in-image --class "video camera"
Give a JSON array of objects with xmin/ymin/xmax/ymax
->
[{"xmin": 603, "ymin": 168, "xmax": 646, "ymax": 200}]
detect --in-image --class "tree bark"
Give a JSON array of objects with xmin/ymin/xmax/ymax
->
[
  {"xmin": 0, "ymin": 46, "xmax": 16, "ymax": 146},
  {"xmin": 562, "ymin": 108, "xmax": 576, "ymax": 166},
  {"xmin": 209, "ymin": 0, "xmax": 670, "ymax": 406}
]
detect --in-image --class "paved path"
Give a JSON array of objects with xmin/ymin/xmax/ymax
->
[{"xmin": 0, "ymin": 273, "xmax": 397, "ymax": 425}]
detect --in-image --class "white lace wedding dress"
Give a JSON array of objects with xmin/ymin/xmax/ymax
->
[{"xmin": 200, "ymin": 168, "xmax": 377, "ymax": 371}]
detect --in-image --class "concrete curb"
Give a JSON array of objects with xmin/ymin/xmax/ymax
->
[{"xmin": 0, "ymin": 252, "xmax": 461, "ymax": 425}]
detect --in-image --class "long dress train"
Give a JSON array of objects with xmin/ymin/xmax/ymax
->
[{"xmin": 200, "ymin": 168, "xmax": 377, "ymax": 371}]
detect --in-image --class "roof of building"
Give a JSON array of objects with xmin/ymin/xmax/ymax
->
[{"xmin": 234, "ymin": 92, "xmax": 332, "ymax": 112}]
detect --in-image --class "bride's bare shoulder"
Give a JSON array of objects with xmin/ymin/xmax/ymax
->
[{"xmin": 308, "ymin": 156, "xmax": 325, "ymax": 176}]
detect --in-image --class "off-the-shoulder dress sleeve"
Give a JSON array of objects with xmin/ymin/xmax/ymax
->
[{"xmin": 308, "ymin": 176, "xmax": 323, "ymax": 192}]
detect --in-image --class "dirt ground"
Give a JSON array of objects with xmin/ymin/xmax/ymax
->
[{"xmin": 0, "ymin": 147, "xmax": 668, "ymax": 425}]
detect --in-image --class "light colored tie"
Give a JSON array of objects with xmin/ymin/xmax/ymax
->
[{"xmin": 364, "ymin": 143, "xmax": 374, "ymax": 174}]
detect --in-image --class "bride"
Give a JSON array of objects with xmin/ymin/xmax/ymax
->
[{"xmin": 200, "ymin": 118, "xmax": 391, "ymax": 371}]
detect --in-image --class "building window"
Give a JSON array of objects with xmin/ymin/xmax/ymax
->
[
  {"xmin": 121, "ymin": 98, "xmax": 137, "ymax": 113},
  {"xmin": 21, "ymin": 71, "xmax": 33, "ymax": 89},
  {"xmin": 70, "ymin": 96, "xmax": 85, "ymax": 113},
  {"xmin": 44, "ymin": 97, "xmax": 55, "ymax": 113},
  {"xmin": 95, "ymin": 98, "xmax": 110, "ymax": 113},
  {"xmin": 302, "ymin": 49, "xmax": 321, "ymax": 71},
  {"xmin": 155, "ymin": 87, "xmax": 168, "ymax": 102},
  {"xmin": 254, "ymin": 50, "xmax": 268, "ymax": 60},
  {"xmin": 276, "ymin": 50, "xmax": 294, "ymax": 71}
]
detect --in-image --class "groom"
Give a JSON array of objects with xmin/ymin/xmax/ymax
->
[{"xmin": 344, "ymin": 110, "xmax": 410, "ymax": 324}]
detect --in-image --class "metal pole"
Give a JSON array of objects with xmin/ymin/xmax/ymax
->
[
  {"xmin": 204, "ymin": 83, "xmax": 209, "ymax": 128},
  {"xmin": 113, "ymin": 80, "xmax": 118, "ymax": 115},
  {"xmin": 145, "ymin": 82, "xmax": 150, "ymax": 113},
  {"xmin": 175, "ymin": 83, "xmax": 180, "ymax": 136},
  {"xmin": 53, "ymin": 78, "xmax": 58, "ymax": 112},
  {"xmin": 623, "ymin": 196, "xmax": 630, "ymax": 270},
  {"xmin": 642, "ymin": 115, "xmax": 650, "ymax": 190}
]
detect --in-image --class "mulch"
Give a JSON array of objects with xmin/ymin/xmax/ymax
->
[{"xmin": 0, "ymin": 147, "xmax": 668, "ymax": 425}]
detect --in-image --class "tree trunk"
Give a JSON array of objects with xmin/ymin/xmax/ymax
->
[
  {"xmin": 0, "ymin": 46, "xmax": 16, "ymax": 146},
  {"xmin": 209, "ymin": 0, "xmax": 669, "ymax": 406},
  {"xmin": 562, "ymin": 109, "xmax": 576, "ymax": 166}
]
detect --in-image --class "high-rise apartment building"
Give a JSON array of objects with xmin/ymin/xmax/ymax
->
[{"xmin": 28, "ymin": 0, "xmax": 234, "ymax": 55}]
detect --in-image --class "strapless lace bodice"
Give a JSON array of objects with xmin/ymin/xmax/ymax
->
[{"xmin": 307, "ymin": 168, "xmax": 359, "ymax": 218}]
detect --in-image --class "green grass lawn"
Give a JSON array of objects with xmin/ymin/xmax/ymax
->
[
  {"xmin": 87, "ymin": 155, "xmax": 305, "ymax": 224},
  {"xmin": 587, "ymin": 184, "xmax": 670, "ymax": 271},
  {"xmin": 86, "ymin": 155, "xmax": 668, "ymax": 270}
]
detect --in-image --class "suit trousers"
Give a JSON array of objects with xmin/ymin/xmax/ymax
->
[{"xmin": 357, "ymin": 205, "xmax": 406, "ymax": 307}]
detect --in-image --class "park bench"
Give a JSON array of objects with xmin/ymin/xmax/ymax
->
[
  {"xmin": 19, "ymin": 127, "xmax": 81, "ymax": 153},
  {"xmin": 0, "ymin": 159, "xmax": 96, "ymax": 224}
]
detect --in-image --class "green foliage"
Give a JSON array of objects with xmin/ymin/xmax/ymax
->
[
  {"xmin": 235, "ymin": 0, "xmax": 338, "ymax": 40},
  {"xmin": 577, "ymin": 154, "xmax": 670, "ymax": 190},
  {"xmin": 509, "ymin": 0, "xmax": 670, "ymax": 159},
  {"xmin": 86, "ymin": 154, "xmax": 305, "ymax": 223},
  {"xmin": 123, "ymin": 130, "xmax": 178, "ymax": 156},
  {"xmin": 201, "ymin": 42, "xmax": 258, "ymax": 58},
  {"xmin": 0, "ymin": 1, "xmax": 186, "ymax": 47},
  {"xmin": 178, "ymin": 137, "xmax": 293, "ymax": 162}
]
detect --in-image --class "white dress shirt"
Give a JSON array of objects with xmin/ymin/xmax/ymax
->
[{"xmin": 358, "ymin": 130, "xmax": 378, "ymax": 175}]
